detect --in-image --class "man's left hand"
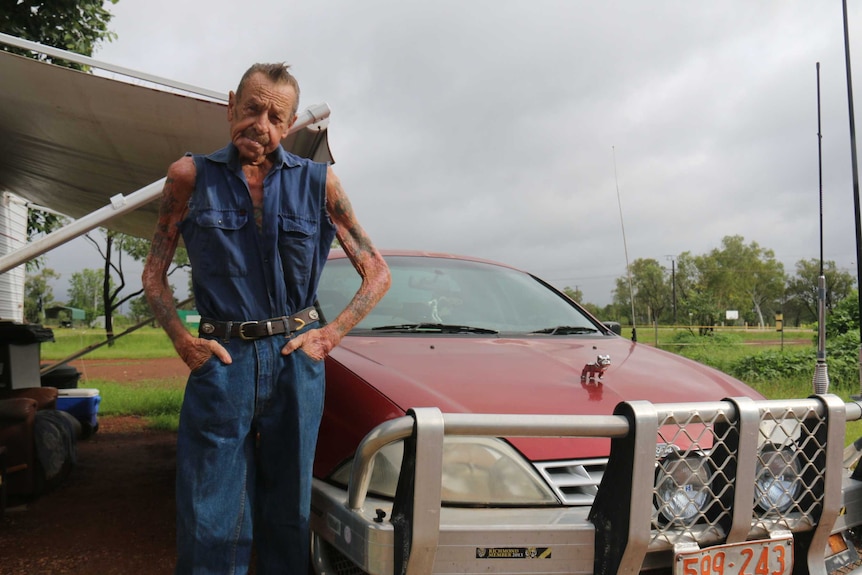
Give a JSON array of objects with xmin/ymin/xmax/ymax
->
[{"xmin": 281, "ymin": 326, "xmax": 339, "ymax": 361}]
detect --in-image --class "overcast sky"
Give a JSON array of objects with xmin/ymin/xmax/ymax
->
[{"xmin": 44, "ymin": 1, "xmax": 862, "ymax": 306}]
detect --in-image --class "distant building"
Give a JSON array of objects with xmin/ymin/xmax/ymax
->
[{"xmin": 45, "ymin": 306, "xmax": 87, "ymax": 328}]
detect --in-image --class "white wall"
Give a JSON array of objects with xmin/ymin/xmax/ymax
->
[{"xmin": 0, "ymin": 192, "xmax": 28, "ymax": 322}]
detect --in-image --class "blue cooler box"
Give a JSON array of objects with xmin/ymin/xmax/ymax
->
[{"xmin": 57, "ymin": 388, "xmax": 101, "ymax": 434}]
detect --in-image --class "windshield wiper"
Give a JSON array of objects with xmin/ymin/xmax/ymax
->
[
  {"xmin": 530, "ymin": 325, "xmax": 599, "ymax": 335},
  {"xmin": 370, "ymin": 323, "xmax": 499, "ymax": 334}
]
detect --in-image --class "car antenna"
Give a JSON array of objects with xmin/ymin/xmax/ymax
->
[
  {"xmin": 841, "ymin": 0, "xmax": 862, "ymax": 399},
  {"xmin": 813, "ymin": 62, "xmax": 830, "ymax": 394},
  {"xmin": 613, "ymin": 145, "xmax": 637, "ymax": 342}
]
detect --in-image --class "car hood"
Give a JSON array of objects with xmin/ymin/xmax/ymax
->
[{"xmin": 329, "ymin": 334, "xmax": 763, "ymax": 461}]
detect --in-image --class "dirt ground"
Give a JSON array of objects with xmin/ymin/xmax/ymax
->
[{"xmin": 1, "ymin": 358, "xmax": 187, "ymax": 575}]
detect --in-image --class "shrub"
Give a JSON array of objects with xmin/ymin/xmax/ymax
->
[
  {"xmin": 662, "ymin": 331, "xmax": 745, "ymax": 373},
  {"xmin": 726, "ymin": 349, "xmax": 814, "ymax": 383}
]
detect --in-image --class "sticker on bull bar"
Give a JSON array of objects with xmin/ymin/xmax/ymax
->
[{"xmin": 476, "ymin": 547, "xmax": 551, "ymax": 559}]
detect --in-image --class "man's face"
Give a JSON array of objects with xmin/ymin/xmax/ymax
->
[{"xmin": 227, "ymin": 73, "xmax": 297, "ymax": 164}]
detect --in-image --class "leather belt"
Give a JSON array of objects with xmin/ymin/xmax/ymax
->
[{"xmin": 199, "ymin": 307, "xmax": 320, "ymax": 342}]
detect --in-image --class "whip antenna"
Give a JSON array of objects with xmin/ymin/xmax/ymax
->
[
  {"xmin": 813, "ymin": 61, "xmax": 830, "ymax": 394},
  {"xmin": 613, "ymin": 146, "xmax": 637, "ymax": 342},
  {"xmin": 841, "ymin": 0, "xmax": 862, "ymax": 397}
]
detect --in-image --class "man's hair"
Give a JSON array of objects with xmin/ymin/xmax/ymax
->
[{"xmin": 236, "ymin": 63, "xmax": 301, "ymax": 117}]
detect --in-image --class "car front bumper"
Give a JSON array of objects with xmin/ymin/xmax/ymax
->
[{"xmin": 311, "ymin": 397, "xmax": 862, "ymax": 575}]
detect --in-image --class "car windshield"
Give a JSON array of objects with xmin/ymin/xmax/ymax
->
[{"xmin": 317, "ymin": 255, "xmax": 605, "ymax": 335}]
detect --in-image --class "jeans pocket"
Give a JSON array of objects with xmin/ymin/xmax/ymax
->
[
  {"xmin": 296, "ymin": 346, "xmax": 324, "ymax": 363},
  {"xmin": 190, "ymin": 353, "xmax": 218, "ymax": 375}
]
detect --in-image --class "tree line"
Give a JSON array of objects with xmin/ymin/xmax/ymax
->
[{"xmin": 567, "ymin": 235, "xmax": 856, "ymax": 330}]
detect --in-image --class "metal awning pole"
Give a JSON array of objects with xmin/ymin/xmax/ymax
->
[
  {"xmin": 0, "ymin": 180, "xmax": 165, "ymax": 274},
  {"xmin": 0, "ymin": 32, "xmax": 227, "ymax": 101},
  {"xmin": 0, "ymin": 103, "xmax": 330, "ymax": 275}
]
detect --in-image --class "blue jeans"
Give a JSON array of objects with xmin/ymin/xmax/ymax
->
[{"xmin": 175, "ymin": 330, "xmax": 325, "ymax": 574}]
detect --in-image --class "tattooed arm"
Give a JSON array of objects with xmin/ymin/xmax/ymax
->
[
  {"xmin": 282, "ymin": 166, "xmax": 391, "ymax": 359},
  {"xmin": 142, "ymin": 157, "xmax": 232, "ymax": 371}
]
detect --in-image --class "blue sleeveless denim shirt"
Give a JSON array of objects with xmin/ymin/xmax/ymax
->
[{"xmin": 179, "ymin": 143, "xmax": 337, "ymax": 321}]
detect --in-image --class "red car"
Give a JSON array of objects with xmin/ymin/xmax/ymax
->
[{"xmin": 310, "ymin": 250, "xmax": 857, "ymax": 575}]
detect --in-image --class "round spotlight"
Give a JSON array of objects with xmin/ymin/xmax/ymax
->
[
  {"xmin": 755, "ymin": 446, "xmax": 801, "ymax": 514},
  {"xmin": 655, "ymin": 451, "xmax": 712, "ymax": 525}
]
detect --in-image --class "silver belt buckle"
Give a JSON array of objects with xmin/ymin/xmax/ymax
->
[{"xmin": 238, "ymin": 321, "xmax": 258, "ymax": 340}]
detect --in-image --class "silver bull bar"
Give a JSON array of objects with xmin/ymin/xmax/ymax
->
[{"xmin": 310, "ymin": 396, "xmax": 862, "ymax": 575}]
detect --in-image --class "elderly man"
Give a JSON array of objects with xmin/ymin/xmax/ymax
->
[{"xmin": 142, "ymin": 62, "xmax": 390, "ymax": 574}]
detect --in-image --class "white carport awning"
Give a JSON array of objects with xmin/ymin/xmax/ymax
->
[{"xmin": 0, "ymin": 47, "xmax": 333, "ymax": 240}]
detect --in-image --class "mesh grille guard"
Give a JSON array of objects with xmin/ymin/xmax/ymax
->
[{"xmin": 589, "ymin": 395, "xmax": 848, "ymax": 575}]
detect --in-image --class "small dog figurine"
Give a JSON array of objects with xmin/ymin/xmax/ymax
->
[{"xmin": 581, "ymin": 355, "xmax": 611, "ymax": 382}]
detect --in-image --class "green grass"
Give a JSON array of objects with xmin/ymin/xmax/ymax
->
[
  {"xmin": 643, "ymin": 325, "xmax": 814, "ymax": 347},
  {"xmin": 89, "ymin": 376, "xmax": 186, "ymax": 430},
  {"xmin": 41, "ymin": 326, "xmax": 179, "ymax": 360}
]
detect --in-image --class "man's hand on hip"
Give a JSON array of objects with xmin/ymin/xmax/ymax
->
[
  {"xmin": 281, "ymin": 326, "xmax": 339, "ymax": 361},
  {"xmin": 179, "ymin": 337, "xmax": 233, "ymax": 371}
]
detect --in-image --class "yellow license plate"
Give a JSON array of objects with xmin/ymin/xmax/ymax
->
[{"xmin": 674, "ymin": 537, "xmax": 793, "ymax": 575}]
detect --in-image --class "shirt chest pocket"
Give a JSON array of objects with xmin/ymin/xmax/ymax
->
[
  {"xmin": 278, "ymin": 214, "xmax": 317, "ymax": 286},
  {"xmin": 192, "ymin": 209, "xmax": 249, "ymax": 277}
]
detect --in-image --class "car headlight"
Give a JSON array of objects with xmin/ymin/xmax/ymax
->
[
  {"xmin": 330, "ymin": 437, "xmax": 558, "ymax": 505},
  {"xmin": 754, "ymin": 446, "xmax": 801, "ymax": 514},
  {"xmin": 654, "ymin": 451, "xmax": 712, "ymax": 525}
]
